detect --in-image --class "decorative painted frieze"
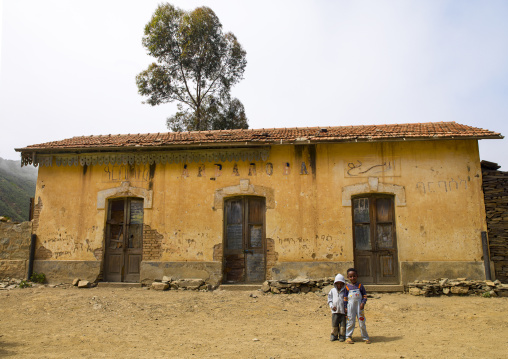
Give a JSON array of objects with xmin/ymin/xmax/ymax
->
[{"xmin": 21, "ymin": 148, "xmax": 271, "ymax": 167}]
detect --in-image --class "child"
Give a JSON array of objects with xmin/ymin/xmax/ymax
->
[
  {"xmin": 344, "ymin": 268, "xmax": 371, "ymax": 344},
  {"xmin": 327, "ymin": 273, "xmax": 346, "ymax": 342}
]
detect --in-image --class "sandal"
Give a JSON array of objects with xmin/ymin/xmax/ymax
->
[{"xmin": 345, "ymin": 338, "xmax": 354, "ymax": 344}]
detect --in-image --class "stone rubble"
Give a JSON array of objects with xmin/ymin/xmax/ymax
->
[
  {"xmin": 150, "ymin": 277, "xmax": 211, "ymax": 291},
  {"xmin": 0, "ymin": 277, "xmax": 68, "ymax": 290}
]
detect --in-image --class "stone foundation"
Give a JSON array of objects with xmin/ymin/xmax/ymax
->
[
  {"xmin": 400, "ymin": 261, "xmax": 486, "ymax": 284},
  {"xmin": 269, "ymin": 261, "xmax": 354, "ymax": 281},
  {"xmin": 33, "ymin": 260, "xmax": 101, "ymax": 284}
]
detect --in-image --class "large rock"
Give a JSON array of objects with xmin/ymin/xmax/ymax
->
[
  {"xmin": 77, "ymin": 280, "xmax": 91, "ymax": 288},
  {"xmin": 450, "ymin": 286, "xmax": 469, "ymax": 295},
  {"xmin": 288, "ymin": 276, "xmax": 310, "ymax": 284},
  {"xmin": 273, "ymin": 281, "xmax": 291, "ymax": 289},
  {"xmin": 261, "ymin": 281, "xmax": 270, "ymax": 293},
  {"xmin": 300, "ymin": 285, "xmax": 311, "ymax": 293},
  {"xmin": 152, "ymin": 282, "xmax": 169, "ymax": 291},
  {"xmin": 177, "ymin": 279, "xmax": 204, "ymax": 289},
  {"xmin": 495, "ymin": 285, "xmax": 508, "ymax": 297},
  {"xmin": 409, "ymin": 287, "xmax": 425, "ymax": 296}
]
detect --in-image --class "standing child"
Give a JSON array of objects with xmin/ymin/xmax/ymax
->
[
  {"xmin": 344, "ymin": 268, "xmax": 371, "ymax": 344},
  {"xmin": 327, "ymin": 273, "xmax": 347, "ymax": 342}
]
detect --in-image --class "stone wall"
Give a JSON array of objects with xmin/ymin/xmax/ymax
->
[
  {"xmin": 482, "ymin": 162, "xmax": 508, "ymax": 283},
  {"xmin": 407, "ymin": 278, "xmax": 508, "ymax": 297},
  {"xmin": 261, "ymin": 277, "xmax": 336, "ymax": 294},
  {"xmin": 0, "ymin": 221, "xmax": 32, "ymax": 279}
]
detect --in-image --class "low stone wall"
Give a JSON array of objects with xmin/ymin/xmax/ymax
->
[
  {"xmin": 0, "ymin": 221, "xmax": 32, "ymax": 279},
  {"xmin": 260, "ymin": 277, "xmax": 508, "ymax": 297},
  {"xmin": 408, "ymin": 278, "xmax": 508, "ymax": 297},
  {"xmin": 260, "ymin": 277, "xmax": 335, "ymax": 294}
]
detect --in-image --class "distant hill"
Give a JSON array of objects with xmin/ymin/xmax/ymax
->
[{"xmin": 0, "ymin": 157, "xmax": 38, "ymax": 222}]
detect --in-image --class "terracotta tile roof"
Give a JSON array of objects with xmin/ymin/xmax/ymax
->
[{"xmin": 15, "ymin": 122, "xmax": 502, "ymax": 153}]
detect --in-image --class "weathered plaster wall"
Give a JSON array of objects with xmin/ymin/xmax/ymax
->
[
  {"xmin": 32, "ymin": 139, "xmax": 487, "ymax": 283},
  {"xmin": 336, "ymin": 140, "xmax": 486, "ymax": 264},
  {"xmin": 0, "ymin": 221, "xmax": 32, "ymax": 278}
]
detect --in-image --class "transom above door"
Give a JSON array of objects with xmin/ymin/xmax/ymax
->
[
  {"xmin": 352, "ymin": 195, "xmax": 399, "ymax": 284},
  {"xmin": 223, "ymin": 196, "xmax": 266, "ymax": 284},
  {"xmin": 104, "ymin": 197, "xmax": 144, "ymax": 282}
]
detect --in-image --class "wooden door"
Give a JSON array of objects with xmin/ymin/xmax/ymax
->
[
  {"xmin": 223, "ymin": 197, "xmax": 266, "ymax": 283},
  {"xmin": 352, "ymin": 196, "xmax": 399, "ymax": 284},
  {"xmin": 104, "ymin": 198, "xmax": 144, "ymax": 282}
]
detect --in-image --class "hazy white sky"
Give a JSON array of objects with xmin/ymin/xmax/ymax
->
[{"xmin": 1, "ymin": 0, "xmax": 507, "ymax": 168}]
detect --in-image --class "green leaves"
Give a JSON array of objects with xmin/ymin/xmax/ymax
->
[
  {"xmin": 137, "ymin": 3, "xmax": 248, "ymax": 131},
  {"xmin": 166, "ymin": 96, "xmax": 248, "ymax": 132}
]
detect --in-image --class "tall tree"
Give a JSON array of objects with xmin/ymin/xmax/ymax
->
[{"xmin": 136, "ymin": 3, "xmax": 248, "ymax": 131}]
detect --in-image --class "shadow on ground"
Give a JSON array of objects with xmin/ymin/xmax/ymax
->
[
  {"xmin": 368, "ymin": 335, "xmax": 403, "ymax": 343},
  {"xmin": 0, "ymin": 339, "xmax": 19, "ymax": 357}
]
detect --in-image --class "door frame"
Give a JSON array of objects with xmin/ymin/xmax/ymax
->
[
  {"xmin": 351, "ymin": 194, "xmax": 400, "ymax": 284},
  {"xmin": 103, "ymin": 197, "xmax": 144, "ymax": 282},
  {"xmin": 222, "ymin": 196, "xmax": 267, "ymax": 284}
]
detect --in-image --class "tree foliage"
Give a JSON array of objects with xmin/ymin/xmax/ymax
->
[{"xmin": 136, "ymin": 3, "xmax": 248, "ymax": 131}]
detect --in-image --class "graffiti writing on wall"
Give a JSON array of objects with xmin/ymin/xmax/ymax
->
[
  {"xmin": 416, "ymin": 178, "xmax": 468, "ymax": 194},
  {"xmin": 103, "ymin": 164, "xmax": 150, "ymax": 182},
  {"xmin": 277, "ymin": 234, "xmax": 334, "ymax": 245},
  {"xmin": 344, "ymin": 157, "xmax": 401, "ymax": 178},
  {"xmin": 42, "ymin": 234, "xmax": 96, "ymax": 259},
  {"xmin": 181, "ymin": 162, "xmax": 284, "ymax": 178},
  {"xmin": 101, "ymin": 161, "xmax": 313, "ymax": 180}
]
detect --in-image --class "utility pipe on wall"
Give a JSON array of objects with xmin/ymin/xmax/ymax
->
[
  {"xmin": 27, "ymin": 234, "xmax": 36, "ymax": 280},
  {"xmin": 481, "ymin": 231, "xmax": 492, "ymax": 280}
]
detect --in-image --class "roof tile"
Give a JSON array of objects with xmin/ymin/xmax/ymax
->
[{"xmin": 15, "ymin": 121, "xmax": 502, "ymax": 153}]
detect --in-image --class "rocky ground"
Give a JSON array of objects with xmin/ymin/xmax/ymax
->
[{"xmin": 1, "ymin": 284, "xmax": 507, "ymax": 358}]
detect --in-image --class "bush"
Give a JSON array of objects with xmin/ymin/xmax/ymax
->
[
  {"xmin": 19, "ymin": 280, "xmax": 32, "ymax": 289},
  {"xmin": 30, "ymin": 272, "xmax": 46, "ymax": 284}
]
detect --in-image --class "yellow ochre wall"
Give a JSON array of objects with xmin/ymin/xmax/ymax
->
[{"xmin": 32, "ymin": 139, "xmax": 488, "ymax": 283}]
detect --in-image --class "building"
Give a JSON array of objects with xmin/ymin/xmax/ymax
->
[{"xmin": 15, "ymin": 122, "xmax": 503, "ymax": 286}]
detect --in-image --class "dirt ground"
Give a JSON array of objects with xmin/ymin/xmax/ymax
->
[{"xmin": 0, "ymin": 285, "xmax": 507, "ymax": 359}]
